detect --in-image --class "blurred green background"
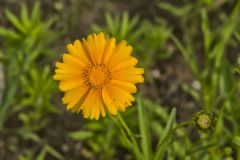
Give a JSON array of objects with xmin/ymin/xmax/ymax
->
[{"xmin": 0, "ymin": 0, "xmax": 240, "ymax": 159}]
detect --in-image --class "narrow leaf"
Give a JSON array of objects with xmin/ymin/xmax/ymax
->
[
  {"xmin": 154, "ymin": 108, "xmax": 176, "ymax": 160},
  {"xmin": 68, "ymin": 130, "xmax": 93, "ymax": 140},
  {"xmin": 5, "ymin": 9, "xmax": 25, "ymax": 33},
  {"xmin": 21, "ymin": 3, "xmax": 30, "ymax": 28},
  {"xmin": 138, "ymin": 96, "xmax": 152, "ymax": 160}
]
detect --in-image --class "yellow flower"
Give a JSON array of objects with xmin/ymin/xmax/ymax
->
[{"xmin": 54, "ymin": 32, "xmax": 144, "ymax": 120}]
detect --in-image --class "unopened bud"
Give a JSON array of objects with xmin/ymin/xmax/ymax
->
[{"xmin": 192, "ymin": 110, "xmax": 217, "ymax": 134}]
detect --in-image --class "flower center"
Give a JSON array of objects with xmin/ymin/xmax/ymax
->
[
  {"xmin": 84, "ymin": 64, "xmax": 112, "ymax": 90},
  {"xmin": 196, "ymin": 114, "xmax": 211, "ymax": 129}
]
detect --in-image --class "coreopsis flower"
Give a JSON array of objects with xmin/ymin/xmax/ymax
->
[{"xmin": 54, "ymin": 32, "xmax": 144, "ymax": 120}]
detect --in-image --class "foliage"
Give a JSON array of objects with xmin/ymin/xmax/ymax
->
[
  {"xmin": 0, "ymin": 2, "xmax": 59, "ymax": 130},
  {"xmin": 90, "ymin": 1, "xmax": 240, "ymax": 159},
  {"xmin": 91, "ymin": 12, "xmax": 172, "ymax": 71},
  {"xmin": 169, "ymin": 1, "xmax": 240, "ymax": 159},
  {"xmin": 0, "ymin": 0, "xmax": 240, "ymax": 160},
  {"xmin": 0, "ymin": 2, "xmax": 62, "ymax": 159}
]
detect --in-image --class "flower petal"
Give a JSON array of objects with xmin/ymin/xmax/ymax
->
[
  {"xmin": 63, "ymin": 54, "xmax": 86, "ymax": 68},
  {"xmin": 82, "ymin": 35, "xmax": 97, "ymax": 65},
  {"xmin": 112, "ymin": 68, "xmax": 144, "ymax": 84},
  {"xmin": 102, "ymin": 87, "xmax": 118, "ymax": 115},
  {"xmin": 53, "ymin": 73, "xmax": 82, "ymax": 80},
  {"xmin": 108, "ymin": 41, "xmax": 132, "ymax": 67},
  {"xmin": 104, "ymin": 84, "xmax": 135, "ymax": 112},
  {"xmin": 59, "ymin": 77, "xmax": 85, "ymax": 91},
  {"xmin": 62, "ymin": 86, "xmax": 89, "ymax": 110},
  {"xmin": 110, "ymin": 80, "xmax": 137, "ymax": 93},
  {"xmin": 95, "ymin": 32, "xmax": 106, "ymax": 64},
  {"xmin": 73, "ymin": 40, "xmax": 91, "ymax": 65},
  {"xmin": 102, "ymin": 38, "xmax": 116, "ymax": 64},
  {"xmin": 111, "ymin": 57, "xmax": 138, "ymax": 72},
  {"xmin": 80, "ymin": 89, "xmax": 103, "ymax": 120}
]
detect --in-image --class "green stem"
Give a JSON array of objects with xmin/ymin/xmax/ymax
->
[
  {"xmin": 116, "ymin": 114, "xmax": 138, "ymax": 147},
  {"xmin": 109, "ymin": 114, "xmax": 144, "ymax": 160},
  {"xmin": 188, "ymin": 143, "xmax": 217, "ymax": 155},
  {"xmin": 173, "ymin": 121, "xmax": 192, "ymax": 132}
]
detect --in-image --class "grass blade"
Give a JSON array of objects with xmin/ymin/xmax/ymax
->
[
  {"xmin": 21, "ymin": 3, "xmax": 30, "ymax": 28},
  {"xmin": 201, "ymin": 8, "xmax": 211, "ymax": 54},
  {"xmin": 154, "ymin": 108, "xmax": 176, "ymax": 160},
  {"xmin": 4, "ymin": 9, "xmax": 25, "ymax": 33},
  {"xmin": 138, "ymin": 96, "xmax": 152, "ymax": 160},
  {"xmin": 120, "ymin": 12, "xmax": 129, "ymax": 39},
  {"xmin": 110, "ymin": 115, "xmax": 144, "ymax": 160}
]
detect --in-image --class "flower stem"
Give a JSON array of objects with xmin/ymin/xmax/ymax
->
[
  {"xmin": 173, "ymin": 121, "xmax": 192, "ymax": 132},
  {"xmin": 109, "ymin": 113, "xmax": 144, "ymax": 160},
  {"xmin": 116, "ymin": 113, "xmax": 138, "ymax": 146}
]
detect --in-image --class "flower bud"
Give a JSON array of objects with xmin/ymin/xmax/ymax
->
[{"xmin": 192, "ymin": 110, "xmax": 217, "ymax": 134}]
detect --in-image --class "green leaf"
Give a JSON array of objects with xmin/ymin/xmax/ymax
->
[
  {"xmin": 151, "ymin": 121, "xmax": 163, "ymax": 135},
  {"xmin": 171, "ymin": 34, "xmax": 199, "ymax": 77},
  {"xmin": 110, "ymin": 114, "xmax": 144, "ymax": 160},
  {"xmin": 211, "ymin": 1, "xmax": 240, "ymax": 68},
  {"xmin": 137, "ymin": 96, "xmax": 152, "ymax": 160},
  {"xmin": 4, "ymin": 9, "xmax": 25, "ymax": 33},
  {"xmin": 235, "ymin": 32, "xmax": 240, "ymax": 43},
  {"xmin": 36, "ymin": 147, "xmax": 47, "ymax": 160},
  {"xmin": 16, "ymin": 130, "xmax": 41, "ymax": 143},
  {"xmin": 91, "ymin": 24, "xmax": 102, "ymax": 33},
  {"xmin": 154, "ymin": 108, "xmax": 176, "ymax": 160},
  {"xmin": 105, "ymin": 13, "xmax": 115, "ymax": 34},
  {"xmin": 0, "ymin": 27, "xmax": 21, "ymax": 39},
  {"xmin": 128, "ymin": 15, "xmax": 139, "ymax": 31},
  {"xmin": 120, "ymin": 12, "xmax": 129, "ymax": 39},
  {"xmin": 36, "ymin": 145, "xmax": 64, "ymax": 160},
  {"xmin": 45, "ymin": 145, "xmax": 64, "ymax": 160},
  {"xmin": 31, "ymin": 2, "xmax": 41, "ymax": 24},
  {"xmin": 0, "ymin": 50, "xmax": 4, "ymax": 61},
  {"xmin": 233, "ymin": 136, "xmax": 240, "ymax": 149},
  {"xmin": 85, "ymin": 122, "xmax": 103, "ymax": 130},
  {"xmin": 201, "ymin": 8, "xmax": 211, "ymax": 54},
  {"xmin": 21, "ymin": 3, "xmax": 30, "ymax": 28},
  {"xmin": 157, "ymin": 2, "xmax": 191, "ymax": 17},
  {"xmin": 69, "ymin": 130, "xmax": 94, "ymax": 140}
]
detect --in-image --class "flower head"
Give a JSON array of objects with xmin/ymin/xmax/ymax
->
[
  {"xmin": 192, "ymin": 110, "xmax": 217, "ymax": 134},
  {"xmin": 54, "ymin": 32, "xmax": 144, "ymax": 120}
]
